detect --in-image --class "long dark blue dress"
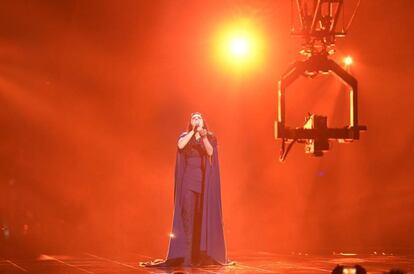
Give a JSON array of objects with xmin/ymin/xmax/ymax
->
[
  {"xmin": 180, "ymin": 135, "xmax": 206, "ymax": 265},
  {"xmin": 141, "ymin": 132, "xmax": 230, "ymax": 267}
]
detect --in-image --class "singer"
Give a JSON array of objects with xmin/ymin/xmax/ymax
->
[{"xmin": 141, "ymin": 112, "xmax": 230, "ymax": 267}]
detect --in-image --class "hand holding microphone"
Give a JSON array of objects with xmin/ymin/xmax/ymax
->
[
  {"xmin": 197, "ymin": 125, "xmax": 207, "ymax": 135},
  {"xmin": 193, "ymin": 122, "xmax": 206, "ymax": 136},
  {"xmin": 192, "ymin": 122, "xmax": 201, "ymax": 133}
]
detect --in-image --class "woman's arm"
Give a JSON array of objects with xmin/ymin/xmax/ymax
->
[
  {"xmin": 177, "ymin": 130, "xmax": 194, "ymax": 149},
  {"xmin": 202, "ymin": 134, "xmax": 214, "ymax": 156}
]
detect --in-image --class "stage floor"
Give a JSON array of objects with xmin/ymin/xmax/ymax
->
[{"xmin": 1, "ymin": 250, "xmax": 414, "ymax": 273}]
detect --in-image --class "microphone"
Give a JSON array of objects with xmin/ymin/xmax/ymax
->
[{"xmin": 193, "ymin": 122, "xmax": 200, "ymax": 133}]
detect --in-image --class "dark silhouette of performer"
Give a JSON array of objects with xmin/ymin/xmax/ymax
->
[{"xmin": 141, "ymin": 112, "xmax": 232, "ymax": 267}]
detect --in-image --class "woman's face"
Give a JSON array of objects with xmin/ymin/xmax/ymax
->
[{"xmin": 191, "ymin": 114, "xmax": 203, "ymax": 128}]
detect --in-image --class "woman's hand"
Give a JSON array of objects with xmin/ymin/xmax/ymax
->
[
  {"xmin": 192, "ymin": 124, "xmax": 199, "ymax": 133},
  {"xmin": 200, "ymin": 128, "xmax": 208, "ymax": 137}
]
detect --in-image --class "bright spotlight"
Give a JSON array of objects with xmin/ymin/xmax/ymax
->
[
  {"xmin": 344, "ymin": 56, "xmax": 353, "ymax": 66},
  {"xmin": 213, "ymin": 18, "xmax": 265, "ymax": 72},
  {"xmin": 229, "ymin": 36, "xmax": 250, "ymax": 57}
]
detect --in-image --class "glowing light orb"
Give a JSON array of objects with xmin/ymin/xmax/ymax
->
[
  {"xmin": 169, "ymin": 233, "xmax": 175, "ymax": 238},
  {"xmin": 344, "ymin": 56, "xmax": 353, "ymax": 66},
  {"xmin": 213, "ymin": 18, "xmax": 265, "ymax": 72},
  {"xmin": 229, "ymin": 36, "xmax": 250, "ymax": 57}
]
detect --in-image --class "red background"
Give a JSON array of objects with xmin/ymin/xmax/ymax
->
[{"xmin": 0, "ymin": 0, "xmax": 413, "ymax": 257}]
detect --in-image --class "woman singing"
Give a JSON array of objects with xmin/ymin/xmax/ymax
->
[{"xmin": 141, "ymin": 112, "xmax": 231, "ymax": 267}]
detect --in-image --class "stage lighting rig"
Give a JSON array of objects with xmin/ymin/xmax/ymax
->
[{"xmin": 276, "ymin": 0, "xmax": 366, "ymax": 162}]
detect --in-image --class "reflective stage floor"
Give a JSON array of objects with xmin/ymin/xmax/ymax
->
[{"xmin": 1, "ymin": 250, "xmax": 414, "ymax": 273}]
